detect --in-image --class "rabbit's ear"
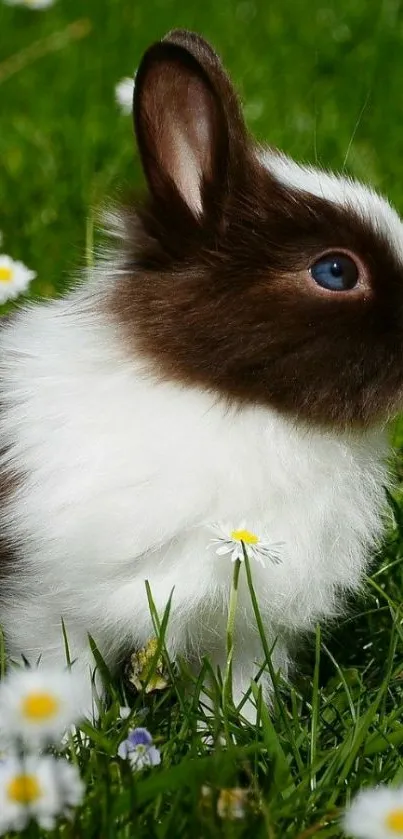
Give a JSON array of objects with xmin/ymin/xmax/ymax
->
[{"xmin": 133, "ymin": 30, "xmax": 248, "ymax": 222}]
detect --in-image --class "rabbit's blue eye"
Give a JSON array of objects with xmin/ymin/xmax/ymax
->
[{"xmin": 310, "ymin": 253, "xmax": 359, "ymax": 291}]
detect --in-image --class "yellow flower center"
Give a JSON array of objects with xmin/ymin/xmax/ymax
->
[
  {"xmin": 21, "ymin": 691, "xmax": 60, "ymax": 722},
  {"xmin": 7, "ymin": 774, "xmax": 41, "ymax": 805},
  {"xmin": 386, "ymin": 809, "xmax": 403, "ymax": 833},
  {"xmin": 231, "ymin": 529, "xmax": 259, "ymax": 545},
  {"xmin": 0, "ymin": 267, "xmax": 13, "ymax": 283}
]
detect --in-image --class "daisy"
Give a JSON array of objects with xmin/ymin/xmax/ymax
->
[
  {"xmin": 115, "ymin": 77, "xmax": 135, "ymax": 114},
  {"xmin": 209, "ymin": 522, "xmax": 283, "ymax": 566},
  {"xmin": 343, "ymin": 785, "xmax": 403, "ymax": 839},
  {"xmin": 3, "ymin": 0, "xmax": 56, "ymax": 8},
  {"xmin": 217, "ymin": 787, "xmax": 248, "ymax": 820},
  {"xmin": 118, "ymin": 727, "xmax": 161, "ymax": 771},
  {"xmin": 0, "ymin": 255, "xmax": 35, "ymax": 305},
  {"xmin": 0, "ymin": 666, "xmax": 88, "ymax": 748},
  {"xmin": 0, "ymin": 754, "xmax": 84, "ymax": 834}
]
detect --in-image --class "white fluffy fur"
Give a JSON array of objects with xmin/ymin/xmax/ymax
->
[{"xmin": 0, "ymin": 152, "xmax": 398, "ymax": 716}]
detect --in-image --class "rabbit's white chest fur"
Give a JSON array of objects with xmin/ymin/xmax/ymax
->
[{"xmin": 0, "ymin": 285, "xmax": 389, "ymax": 690}]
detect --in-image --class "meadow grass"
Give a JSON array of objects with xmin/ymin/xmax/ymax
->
[{"xmin": 1, "ymin": 0, "xmax": 403, "ymax": 836}]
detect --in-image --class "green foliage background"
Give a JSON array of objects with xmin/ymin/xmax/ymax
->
[{"xmin": 1, "ymin": 0, "xmax": 403, "ymax": 296}]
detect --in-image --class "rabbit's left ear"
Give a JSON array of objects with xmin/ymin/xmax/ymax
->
[{"xmin": 133, "ymin": 29, "xmax": 249, "ymax": 222}]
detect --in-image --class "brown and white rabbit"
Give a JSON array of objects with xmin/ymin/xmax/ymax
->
[{"xmin": 0, "ymin": 29, "xmax": 401, "ymax": 718}]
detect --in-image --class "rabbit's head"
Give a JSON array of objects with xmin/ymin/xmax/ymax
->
[{"xmin": 111, "ymin": 30, "xmax": 403, "ymax": 430}]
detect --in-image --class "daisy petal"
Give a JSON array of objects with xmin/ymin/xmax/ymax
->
[
  {"xmin": 343, "ymin": 784, "xmax": 403, "ymax": 839},
  {"xmin": 0, "ymin": 666, "xmax": 88, "ymax": 748},
  {"xmin": 0, "ymin": 755, "xmax": 84, "ymax": 833},
  {"xmin": 0, "ymin": 255, "xmax": 35, "ymax": 305},
  {"xmin": 215, "ymin": 544, "xmax": 233, "ymax": 556},
  {"xmin": 3, "ymin": 0, "xmax": 56, "ymax": 8},
  {"xmin": 115, "ymin": 77, "xmax": 135, "ymax": 114},
  {"xmin": 209, "ymin": 522, "xmax": 283, "ymax": 568}
]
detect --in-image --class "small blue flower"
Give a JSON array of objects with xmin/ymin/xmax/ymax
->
[{"xmin": 118, "ymin": 727, "xmax": 161, "ymax": 771}]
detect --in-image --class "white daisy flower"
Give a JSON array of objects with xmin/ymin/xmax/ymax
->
[
  {"xmin": 209, "ymin": 522, "xmax": 283, "ymax": 567},
  {"xmin": 3, "ymin": 0, "xmax": 57, "ymax": 9},
  {"xmin": 0, "ymin": 666, "xmax": 88, "ymax": 748},
  {"xmin": 343, "ymin": 785, "xmax": 403, "ymax": 839},
  {"xmin": 115, "ymin": 76, "xmax": 135, "ymax": 114},
  {"xmin": 0, "ymin": 754, "xmax": 84, "ymax": 833},
  {"xmin": 0, "ymin": 255, "xmax": 35, "ymax": 305}
]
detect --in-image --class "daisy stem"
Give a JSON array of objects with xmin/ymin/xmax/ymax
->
[
  {"xmin": 242, "ymin": 544, "xmax": 305, "ymax": 774},
  {"xmin": 242, "ymin": 545, "xmax": 271, "ymax": 665},
  {"xmin": 223, "ymin": 557, "xmax": 242, "ymax": 709}
]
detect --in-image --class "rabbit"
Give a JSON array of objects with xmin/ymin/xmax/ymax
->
[{"xmin": 0, "ymin": 28, "xmax": 401, "ymax": 720}]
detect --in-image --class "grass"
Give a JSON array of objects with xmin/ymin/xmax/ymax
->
[{"xmin": 1, "ymin": 0, "xmax": 403, "ymax": 836}]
